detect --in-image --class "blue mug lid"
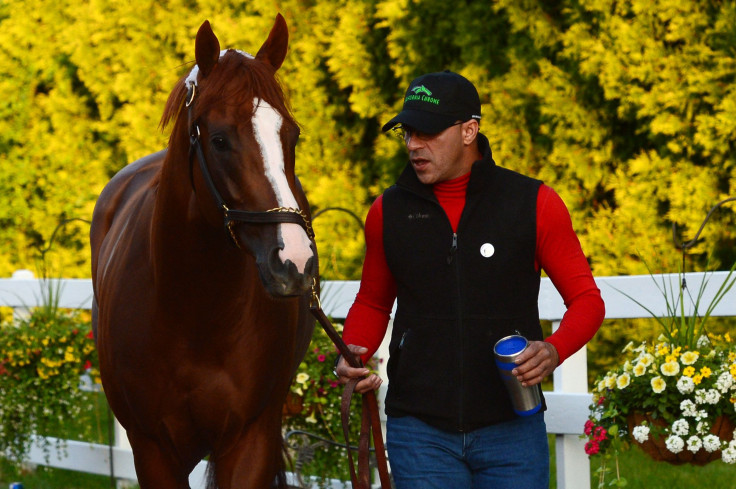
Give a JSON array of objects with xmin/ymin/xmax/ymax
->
[{"xmin": 494, "ymin": 335, "xmax": 527, "ymax": 357}]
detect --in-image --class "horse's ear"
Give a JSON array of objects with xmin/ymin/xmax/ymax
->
[
  {"xmin": 255, "ymin": 13, "xmax": 288, "ymax": 71},
  {"xmin": 195, "ymin": 20, "xmax": 220, "ymax": 78}
]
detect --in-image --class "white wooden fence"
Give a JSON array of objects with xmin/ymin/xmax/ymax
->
[{"xmin": 1, "ymin": 270, "xmax": 735, "ymax": 489}]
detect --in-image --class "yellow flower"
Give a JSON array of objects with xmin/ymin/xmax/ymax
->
[
  {"xmin": 680, "ymin": 351, "xmax": 699, "ymax": 366},
  {"xmin": 633, "ymin": 363, "xmax": 647, "ymax": 377},
  {"xmin": 725, "ymin": 333, "xmax": 732, "ymax": 343},
  {"xmin": 651, "ymin": 376, "xmax": 666, "ymax": 393},
  {"xmin": 296, "ymin": 372, "xmax": 310, "ymax": 384},
  {"xmin": 665, "ymin": 355, "xmax": 677, "ymax": 363},
  {"xmin": 660, "ymin": 361, "xmax": 680, "ymax": 377},
  {"xmin": 657, "ymin": 345, "xmax": 669, "ymax": 357},
  {"xmin": 700, "ymin": 366, "xmax": 712, "ymax": 378},
  {"xmin": 638, "ymin": 353, "xmax": 654, "ymax": 367},
  {"xmin": 693, "ymin": 374, "xmax": 704, "ymax": 385},
  {"xmin": 617, "ymin": 373, "xmax": 631, "ymax": 389},
  {"xmin": 683, "ymin": 366, "xmax": 696, "ymax": 377},
  {"xmin": 42, "ymin": 338, "xmax": 49, "ymax": 346},
  {"xmin": 730, "ymin": 363, "xmax": 736, "ymax": 380}
]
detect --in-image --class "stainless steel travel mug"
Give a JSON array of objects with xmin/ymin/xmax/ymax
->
[{"xmin": 493, "ymin": 335, "xmax": 542, "ymax": 416}]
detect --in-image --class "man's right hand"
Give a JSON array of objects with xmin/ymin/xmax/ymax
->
[{"xmin": 334, "ymin": 344, "xmax": 383, "ymax": 394}]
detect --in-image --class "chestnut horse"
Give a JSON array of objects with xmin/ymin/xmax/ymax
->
[{"xmin": 90, "ymin": 16, "xmax": 317, "ymax": 489}]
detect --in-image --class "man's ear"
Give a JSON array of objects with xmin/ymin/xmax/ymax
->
[{"xmin": 462, "ymin": 120, "xmax": 480, "ymax": 146}]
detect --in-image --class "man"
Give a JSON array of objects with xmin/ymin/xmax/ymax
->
[{"xmin": 335, "ymin": 70, "xmax": 605, "ymax": 488}]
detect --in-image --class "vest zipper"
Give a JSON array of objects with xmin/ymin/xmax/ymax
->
[
  {"xmin": 449, "ymin": 231, "xmax": 465, "ymax": 430},
  {"xmin": 447, "ymin": 232, "xmax": 458, "ymax": 264}
]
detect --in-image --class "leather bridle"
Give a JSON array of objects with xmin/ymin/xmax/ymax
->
[{"xmin": 185, "ymin": 83, "xmax": 314, "ymax": 248}]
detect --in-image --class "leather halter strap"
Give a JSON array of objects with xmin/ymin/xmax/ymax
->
[
  {"xmin": 309, "ymin": 283, "xmax": 392, "ymax": 489},
  {"xmin": 185, "ymin": 84, "xmax": 314, "ymax": 247}
]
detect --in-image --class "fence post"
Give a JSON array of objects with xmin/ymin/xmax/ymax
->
[
  {"xmin": 10, "ymin": 269, "xmax": 35, "ymax": 321},
  {"xmin": 552, "ymin": 320, "xmax": 591, "ymax": 489}
]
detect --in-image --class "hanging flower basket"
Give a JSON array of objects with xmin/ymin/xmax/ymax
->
[{"xmin": 627, "ymin": 412, "xmax": 735, "ymax": 465}]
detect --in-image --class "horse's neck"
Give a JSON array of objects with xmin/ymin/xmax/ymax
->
[{"xmin": 151, "ymin": 144, "xmax": 249, "ymax": 296}]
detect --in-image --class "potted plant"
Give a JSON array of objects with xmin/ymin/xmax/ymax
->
[
  {"xmin": 584, "ymin": 258, "xmax": 736, "ymax": 486},
  {"xmin": 0, "ymin": 279, "xmax": 100, "ymax": 463}
]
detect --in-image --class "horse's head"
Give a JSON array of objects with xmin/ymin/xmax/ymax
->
[{"xmin": 162, "ymin": 16, "xmax": 317, "ymax": 297}]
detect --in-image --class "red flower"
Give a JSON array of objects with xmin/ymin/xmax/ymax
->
[
  {"xmin": 597, "ymin": 396, "xmax": 606, "ymax": 405},
  {"xmin": 84, "ymin": 360, "xmax": 93, "ymax": 371},
  {"xmin": 594, "ymin": 426, "xmax": 607, "ymax": 442},
  {"xmin": 584, "ymin": 440, "xmax": 600, "ymax": 455},
  {"xmin": 317, "ymin": 354, "xmax": 326, "ymax": 363},
  {"xmin": 86, "ymin": 330, "xmax": 94, "ymax": 339},
  {"xmin": 584, "ymin": 419, "xmax": 595, "ymax": 436}
]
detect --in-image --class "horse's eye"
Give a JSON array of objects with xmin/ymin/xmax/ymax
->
[{"xmin": 211, "ymin": 136, "xmax": 229, "ymax": 151}]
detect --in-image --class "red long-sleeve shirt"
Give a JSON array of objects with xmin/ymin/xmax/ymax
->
[{"xmin": 343, "ymin": 171, "xmax": 605, "ymax": 365}]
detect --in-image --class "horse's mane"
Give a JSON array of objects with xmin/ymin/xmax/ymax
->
[{"xmin": 159, "ymin": 50, "xmax": 296, "ymax": 136}]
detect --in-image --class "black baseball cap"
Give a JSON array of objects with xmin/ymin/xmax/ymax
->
[{"xmin": 382, "ymin": 70, "xmax": 481, "ymax": 134}]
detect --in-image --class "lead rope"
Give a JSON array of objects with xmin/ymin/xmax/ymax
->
[{"xmin": 309, "ymin": 281, "xmax": 392, "ymax": 489}]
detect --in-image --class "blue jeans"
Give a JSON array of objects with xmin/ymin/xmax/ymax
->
[{"xmin": 386, "ymin": 413, "xmax": 549, "ymax": 489}]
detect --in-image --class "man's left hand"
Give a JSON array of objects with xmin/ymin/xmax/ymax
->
[{"xmin": 511, "ymin": 341, "xmax": 559, "ymax": 387}]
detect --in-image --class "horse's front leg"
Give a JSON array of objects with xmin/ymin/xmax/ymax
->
[
  {"xmin": 128, "ymin": 430, "xmax": 194, "ymax": 489},
  {"xmin": 213, "ymin": 413, "xmax": 287, "ymax": 489}
]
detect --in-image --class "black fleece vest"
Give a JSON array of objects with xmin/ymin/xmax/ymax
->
[{"xmin": 382, "ymin": 136, "xmax": 544, "ymax": 432}]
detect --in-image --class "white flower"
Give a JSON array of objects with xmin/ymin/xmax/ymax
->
[
  {"xmin": 651, "ymin": 376, "xmax": 666, "ymax": 393},
  {"xmin": 715, "ymin": 371, "xmax": 734, "ymax": 393},
  {"xmin": 703, "ymin": 434, "xmax": 721, "ymax": 452},
  {"xmin": 666, "ymin": 435, "xmax": 685, "ymax": 453},
  {"xmin": 605, "ymin": 374, "xmax": 617, "ymax": 389},
  {"xmin": 661, "ymin": 360, "xmax": 680, "ymax": 376},
  {"xmin": 680, "ymin": 351, "xmax": 699, "ymax": 365},
  {"xmin": 672, "ymin": 419, "xmax": 690, "ymax": 436},
  {"xmin": 296, "ymin": 372, "xmax": 310, "ymax": 384},
  {"xmin": 696, "ymin": 420, "xmax": 710, "ymax": 435},
  {"xmin": 722, "ymin": 444, "xmax": 736, "ymax": 464},
  {"xmin": 638, "ymin": 353, "xmax": 655, "ymax": 367},
  {"xmin": 632, "ymin": 425, "xmax": 650, "ymax": 443},
  {"xmin": 705, "ymin": 389, "xmax": 721, "ymax": 405},
  {"xmin": 677, "ymin": 376, "xmax": 695, "ymax": 394},
  {"xmin": 697, "ymin": 335, "xmax": 710, "ymax": 348},
  {"xmin": 694, "ymin": 389, "xmax": 707, "ymax": 404},
  {"xmin": 633, "ymin": 362, "xmax": 647, "ymax": 377},
  {"xmin": 687, "ymin": 436, "xmax": 702, "ymax": 453},
  {"xmin": 617, "ymin": 373, "xmax": 631, "ymax": 389}
]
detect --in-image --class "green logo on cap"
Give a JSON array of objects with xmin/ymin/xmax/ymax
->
[
  {"xmin": 406, "ymin": 85, "xmax": 439, "ymax": 105},
  {"xmin": 411, "ymin": 85, "xmax": 433, "ymax": 96}
]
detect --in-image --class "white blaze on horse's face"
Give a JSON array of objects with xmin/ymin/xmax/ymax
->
[{"xmin": 251, "ymin": 98, "xmax": 314, "ymax": 274}]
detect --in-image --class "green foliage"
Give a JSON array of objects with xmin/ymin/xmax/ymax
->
[{"xmin": 1, "ymin": 0, "xmax": 735, "ymax": 280}]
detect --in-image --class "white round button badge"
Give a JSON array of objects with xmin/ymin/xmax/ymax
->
[{"xmin": 480, "ymin": 243, "xmax": 495, "ymax": 258}]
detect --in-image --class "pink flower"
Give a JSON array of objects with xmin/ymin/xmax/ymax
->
[
  {"xmin": 584, "ymin": 440, "xmax": 600, "ymax": 455},
  {"xmin": 584, "ymin": 419, "xmax": 595, "ymax": 436},
  {"xmin": 597, "ymin": 396, "xmax": 605, "ymax": 405},
  {"xmin": 318, "ymin": 354, "xmax": 326, "ymax": 362},
  {"xmin": 594, "ymin": 426, "xmax": 607, "ymax": 442}
]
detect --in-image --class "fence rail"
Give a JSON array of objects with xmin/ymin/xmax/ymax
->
[{"xmin": 1, "ymin": 271, "xmax": 735, "ymax": 489}]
